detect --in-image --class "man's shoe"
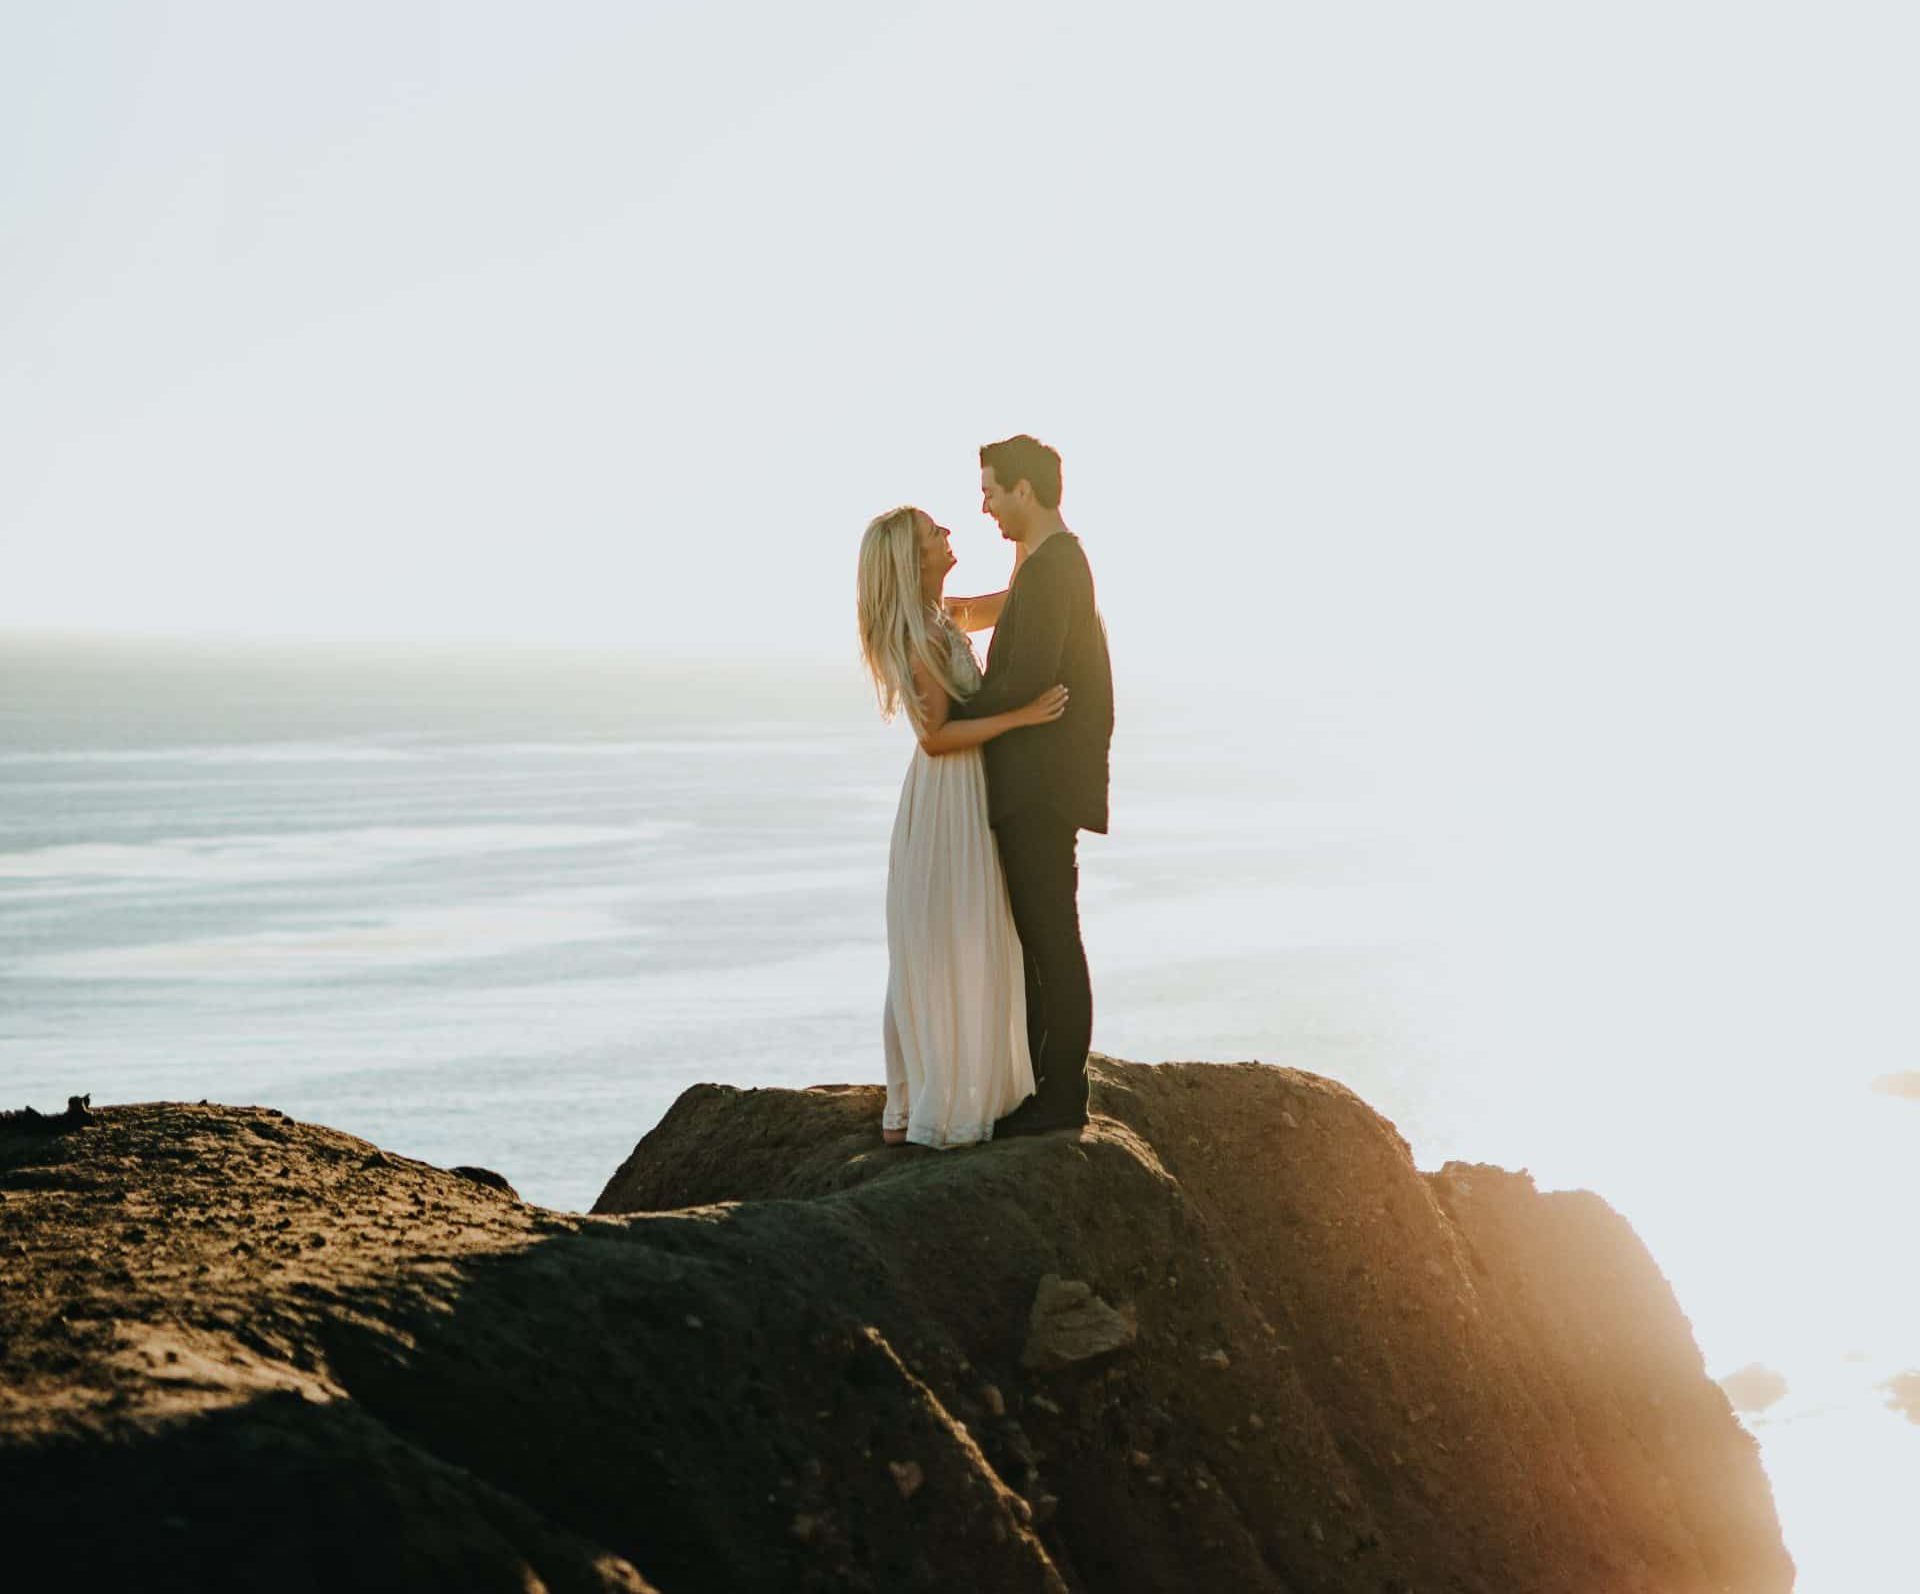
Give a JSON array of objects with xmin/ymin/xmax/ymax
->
[{"xmin": 993, "ymin": 1097, "xmax": 1090, "ymax": 1140}]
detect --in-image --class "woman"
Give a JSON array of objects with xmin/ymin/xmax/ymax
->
[{"xmin": 856, "ymin": 506, "xmax": 1066, "ymax": 1147}]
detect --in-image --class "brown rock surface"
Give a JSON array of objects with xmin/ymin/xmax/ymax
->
[{"xmin": 1, "ymin": 1059, "xmax": 1791, "ymax": 1592}]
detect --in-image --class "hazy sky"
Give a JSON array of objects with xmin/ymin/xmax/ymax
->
[{"xmin": 5, "ymin": 2, "xmax": 1910, "ymax": 683}]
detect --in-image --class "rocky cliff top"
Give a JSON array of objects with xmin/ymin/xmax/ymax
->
[{"xmin": 1, "ymin": 1058, "xmax": 1790, "ymax": 1593}]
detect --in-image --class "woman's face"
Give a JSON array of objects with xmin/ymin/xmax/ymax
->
[{"xmin": 916, "ymin": 513, "xmax": 956, "ymax": 595}]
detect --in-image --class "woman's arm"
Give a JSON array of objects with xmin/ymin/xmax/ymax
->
[
  {"xmin": 947, "ymin": 540, "xmax": 1032, "ymax": 630},
  {"xmin": 952, "ymin": 556, "xmax": 1070, "ymax": 719},
  {"xmin": 911, "ymin": 655, "xmax": 1065, "ymax": 756},
  {"xmin": 944, "ymin": 590, "xmax": 1005, "ymax": 632},
  {"xmin": 944, "ymin": 588, "xmax": 1009, "ymax": 632}
]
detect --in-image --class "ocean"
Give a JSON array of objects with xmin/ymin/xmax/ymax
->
[
  {"xmin": 1, "ymin": 632, "xmax": 1911, "ymax": 1589},
  {"xmin": 0, "ymin": 634, "xmax": 1461, "ymax": 1207}
]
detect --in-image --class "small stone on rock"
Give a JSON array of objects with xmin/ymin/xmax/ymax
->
[
  {"xmin": 889, "ymin": 1460, "xmax": 924, "ymax": 1500},
  {"xmin": 1022, "ymin": 1275, "xmax": 1137, "ymax": 1373}
]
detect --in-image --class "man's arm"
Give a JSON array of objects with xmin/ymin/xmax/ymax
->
[{"xmin": 957, "ymin": 558, "xmax": 1072, "ymax": 719}]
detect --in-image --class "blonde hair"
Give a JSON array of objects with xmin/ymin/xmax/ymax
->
[{"xmin": 857, "ymin": 506, "xmax": 969, "ymax": 732}]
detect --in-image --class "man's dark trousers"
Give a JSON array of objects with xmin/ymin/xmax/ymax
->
[{"xmin": 995, "ymin": 806, "xmax": 1090, "ymax": 1117}]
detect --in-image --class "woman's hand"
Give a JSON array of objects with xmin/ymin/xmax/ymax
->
[
  {"xmin": 1013, "ymin": 685, "xmax": 1069, "ymax": 727},
  {"xmin": 916, "ymin": 680, "xmax": 1066, "ymax": 756}
]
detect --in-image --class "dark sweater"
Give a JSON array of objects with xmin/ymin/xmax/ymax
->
[{"xmin": 956, "ymin": 531, "xmax": 1114, "ymax": 833}]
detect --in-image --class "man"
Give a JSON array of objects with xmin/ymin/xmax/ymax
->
[{"xmin": 954, "ymin": 434, "xmax": 1114, "ymax": 1136}]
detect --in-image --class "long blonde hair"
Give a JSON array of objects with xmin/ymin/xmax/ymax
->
[{"xmin": 857, "ymin": 506, "xmax": 969, "ymax": 732}]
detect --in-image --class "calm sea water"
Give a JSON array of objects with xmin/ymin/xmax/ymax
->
[
  {"xmin": 2, "ymin": 634, "xmax": 1912, "ymax": 1590},
  {"xmin": 0, "ymin": 636, "xmax": 1455, "ymax": 1210}
]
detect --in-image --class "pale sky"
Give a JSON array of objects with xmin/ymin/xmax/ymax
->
[{"xmin": 6, "ymin": 2, "xmax": 1910, "ymax": 683}]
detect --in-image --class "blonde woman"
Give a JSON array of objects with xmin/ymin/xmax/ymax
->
[{"xmin": 857, "ymin": 506, "xmax": 1066, "ymax": 1146}]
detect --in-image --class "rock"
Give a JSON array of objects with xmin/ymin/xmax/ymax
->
[
  {"xmin": 0, "ymin": 1065, "xmax": 1796, "ymax": 1594},
  {"xmin": 1020, "ymin": 1275, "xmax": 1137, "ymax": 1373},
  {"xmin": 450, "ymin": 1165, "xmax": 518, "ymax": 1198},
  {"xmin": 1200, "ymin": 1348, "xmax": 1231, "ymax": 1370},
  {"xmin": 0, "ymin": 1093, "xmax": 93, "ymax": 1136},
  {"xmin": 1718, "ymin": 1363, "xmax": 1789, "ymax": 1415},
  {"xmin": 1878, "ymin": 1371, "xmax": 1920, "ymax": 1424}
]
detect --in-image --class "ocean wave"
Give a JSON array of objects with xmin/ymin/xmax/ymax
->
[
  {"xmin": 0, "ymin": 741, "xmax": 430, "ymax": 767},
  {"xmin": 474, "ymin": 738, "xmax": 852, "ymax": 759},
  {"xmin": 0, "ymin": 824, "xmax": 670, "ymax": 884},
  {"xmin": 15, "ymin": 902, "xmax": 635, "ymax": 980},
  {"xmin": 0, "ymin": 737, "xmax": 859, "ymax": 768}
]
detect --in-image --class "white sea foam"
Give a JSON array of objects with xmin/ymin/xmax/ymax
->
[
  {"xmin": 0, "ymin": 741, "xmax": 430, "ymax": 767},
  {"xmin": 480, "ymin": 738, "xmax": 843, "ymax": 759},
  {"xmin": 0, "ymin": 737, "xmax": 851, "ymax": 768},
  {"xmin": 18, "ymin": 903, "xmax": 633, "ymax": 979},
  {"xmin": 0, "ymin": 824, "xmax": 668, "ymax": 885}
]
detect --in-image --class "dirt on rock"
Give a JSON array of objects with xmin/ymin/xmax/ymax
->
[{"xmin": 1, "ymin": 1058, "xmax": 1790, "ymax": 1593}]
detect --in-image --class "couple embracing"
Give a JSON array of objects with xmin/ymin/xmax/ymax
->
[{"xmin": 856, "ymin": 434, "xmax": 1114, "ymax": 1148}]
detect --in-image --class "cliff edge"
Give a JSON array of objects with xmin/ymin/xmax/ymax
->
[{"xmin": 1, "ymin": 1058, "xmax": 1788, "ymax": 1592}]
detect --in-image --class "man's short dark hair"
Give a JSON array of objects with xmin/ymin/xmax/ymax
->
[{"xmin": 980, "ymin": 434, "xmax": 1063, "ymax": 511}]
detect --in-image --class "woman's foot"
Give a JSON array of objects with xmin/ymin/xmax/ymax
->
[{"xmin": 882, "ymin": 1127, "xmax": 908, "ymax": 1146}]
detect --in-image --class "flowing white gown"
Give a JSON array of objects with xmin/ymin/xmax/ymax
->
[{"xmin": 881, "ymin": 624, "xmax": 1035, "ymax": 1146}]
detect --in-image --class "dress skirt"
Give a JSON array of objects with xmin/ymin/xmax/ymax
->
[{"xmin": 882, "ymin": 744, "xmax": 1034, "ymax": 1146}]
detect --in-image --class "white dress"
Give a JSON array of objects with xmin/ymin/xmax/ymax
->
[{"xmin": 881, "ymin": 624, "xmax": 1035, "ymax": 1146}]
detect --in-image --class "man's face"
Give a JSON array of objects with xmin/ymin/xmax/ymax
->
[{"xmin": 980, "ymin": 465, "xmax": 1027, "ymax": 542}]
